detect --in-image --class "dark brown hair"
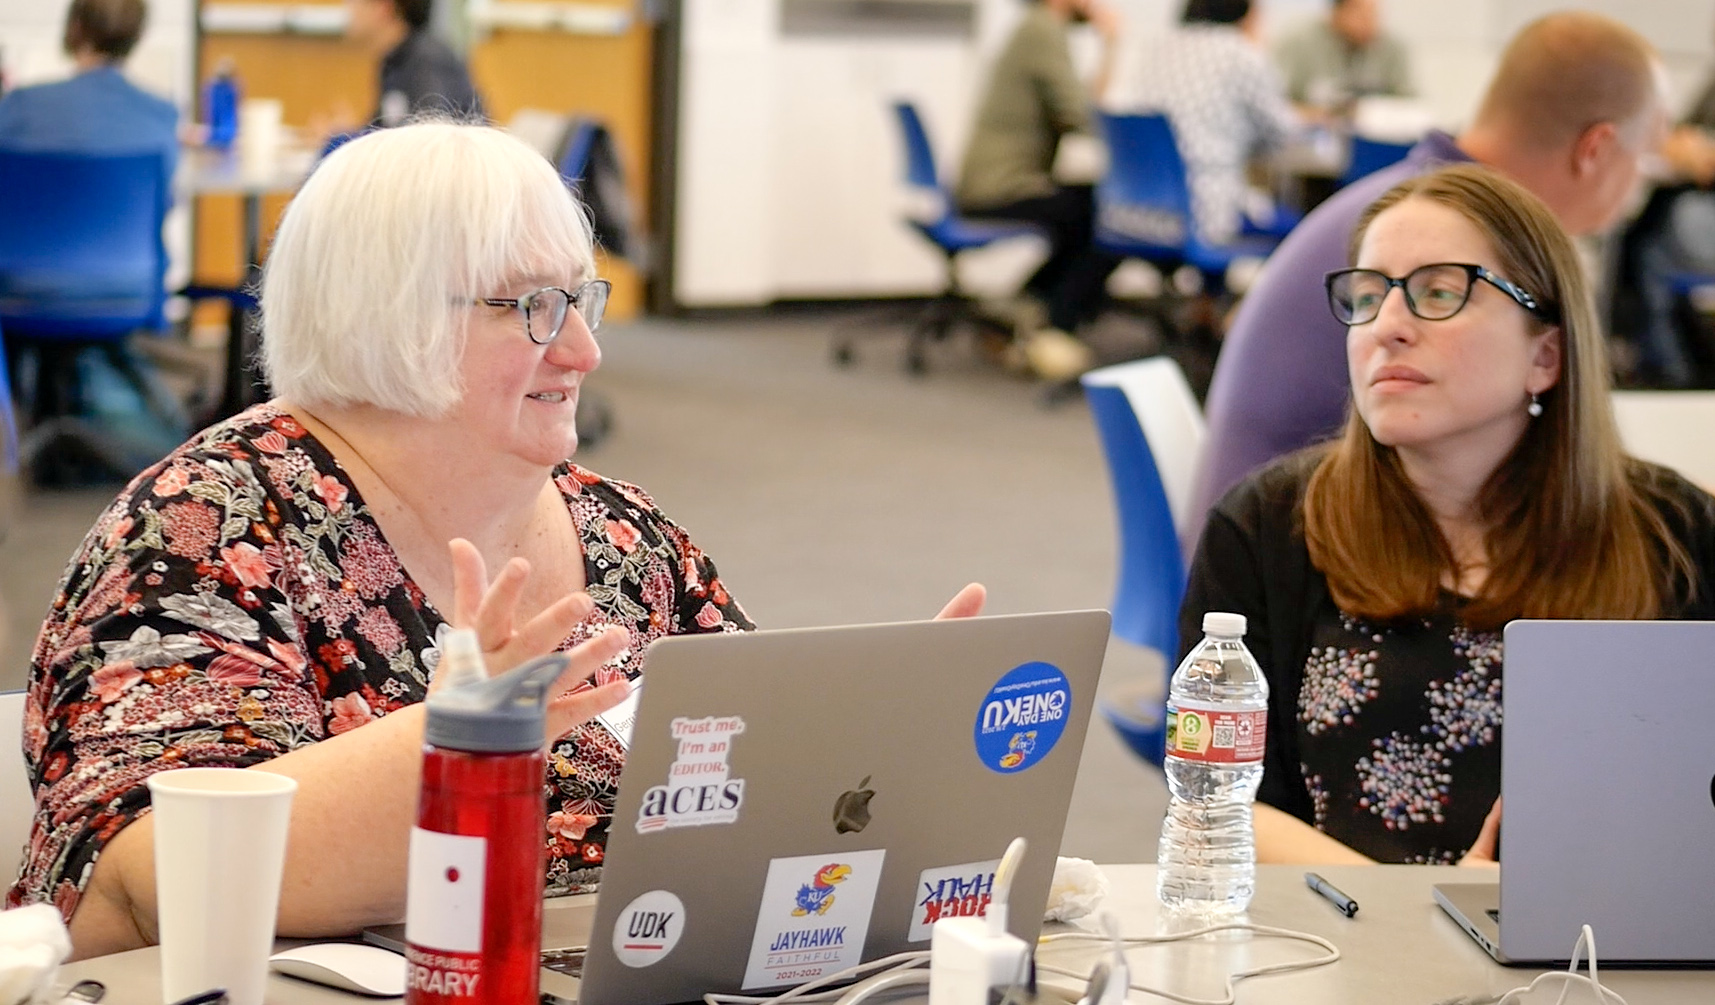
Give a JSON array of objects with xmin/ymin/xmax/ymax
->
[
  {"xmin": 1302, "ymin": 164, "xmax": 1693, "ymax": 627},
  {"xmin": 64, "ymin": 0, "xmax": 146, "ymax": 61}
]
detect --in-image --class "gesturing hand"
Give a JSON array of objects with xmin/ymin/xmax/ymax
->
[
  {"xmin": 446, "ymin": 538, "xmax": 632, "ymax": 743},
  {"xmin": 934, "ymin": 583, "xmax": 987, "ymax": 620},
  {"xmin": 1459, "ymin": 798, "xmax": 1502, "ymax": 867}
]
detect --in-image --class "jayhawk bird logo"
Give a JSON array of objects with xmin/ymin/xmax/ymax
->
[
  {"xmin": 792, "ymin": 863, "xmax": 853, "ymax": 916},
  {"xmin": 998, "ymin": 730, "xmax": 1038, "ymax": 769}
]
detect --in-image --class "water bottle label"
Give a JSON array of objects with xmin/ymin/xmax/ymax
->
[
  {"xmin": 405, "ymin": 827, "xmax": 486, "ymax": 997},
  {"xmin": 1165, "ymin": 702, "xmax": 1266, "ymax": 764}
]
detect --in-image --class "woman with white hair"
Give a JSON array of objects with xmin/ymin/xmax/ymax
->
[{"xmin": 6, "ymin": 122, "xmax": 988, "ymax": 958}]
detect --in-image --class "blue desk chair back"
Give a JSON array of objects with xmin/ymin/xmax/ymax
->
[
  {"xmin": 1094, "ymin": 112, "xmax": 1285, "ymax": 294},
  {"xmin": 0, "ymin": 320, "xmax": 17, "ymax": 479},
  {"xmin": 1339, "ymin": 134, "xmax": 1414, "ymax": 189},
  {"xmin": 0, "ymin": 149, "xmax": 186, "ymax": 483},
  {"xmin": 0, "ymin": 150, "xmax": 168, "ymax": 339},
  {"xmin": 1081, "ymin": 356, "xmax": 1207, "ymax": 765},
  {"xmin": 831, "ymin": 102, "xmax": 1041, "ymax": 374}
]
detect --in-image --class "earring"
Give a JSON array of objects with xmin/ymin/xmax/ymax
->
[{"xmin": 1527, "ymin": 392, "xmax": 1543, "ymax": 418}]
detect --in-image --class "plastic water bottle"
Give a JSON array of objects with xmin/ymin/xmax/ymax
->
[
  {"xmin": 1157, "ymin": 611, "xmax": 1269, "ymax": 914},
  {"xmin": 205, "ymin": 60, "xmax": 240, "ymax": 149}
]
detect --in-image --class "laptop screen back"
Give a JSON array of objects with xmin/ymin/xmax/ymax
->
[
  {"xmin": 577, "ymin": 610, "xmax": 1109, "ymax": 1005},
  {"xmin": 1501, "ymin": 619, "xmax": 1715, "ymax": 963}
]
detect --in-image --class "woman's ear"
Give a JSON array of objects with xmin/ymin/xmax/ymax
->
[{"xmin": 1528, "ymin": 326, "xmax": 1564, "ymax": 394}]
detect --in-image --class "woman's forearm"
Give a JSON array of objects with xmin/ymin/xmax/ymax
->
[
  {"xmin": 69, "ymin": 703, "xmax": 430, "ymax": 959},
  {"xmin": 1254, "ymin": 802, "xmax": 1374, "ymax": 865}
]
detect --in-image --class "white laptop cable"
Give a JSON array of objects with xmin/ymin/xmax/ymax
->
[
  {"xmin": 1490, "ymin": 925, "xmax": 1626, "ymax": 1005},
  {"xmin": 1035, "ymin": 921, "xmax": 1341, "ymax": 1005}
]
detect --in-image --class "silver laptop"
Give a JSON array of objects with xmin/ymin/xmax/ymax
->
[
  {"xmin": 371, "ymin": 610, "xmax": 1109, "ymax": 1003},
  {"xmin": 1434, "ymin": 620, "xmax": 1715, "ymax": 965}
]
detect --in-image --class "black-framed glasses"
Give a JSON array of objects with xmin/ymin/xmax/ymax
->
[
  {"xmin": 473, "ymin": 279, "xmax": 611, "ymax": 345},
  {"xmin": 1325, "ymin": 263, "xmax": 1558, "ymax": 327}
]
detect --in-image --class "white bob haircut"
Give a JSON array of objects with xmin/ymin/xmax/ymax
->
[{"xmin": 262, "ymin": 121, "xmax": 596, "ymax": 417}]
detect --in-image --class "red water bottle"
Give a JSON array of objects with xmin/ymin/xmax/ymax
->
[{"xmin": 404, "ymin": 631, "xmax": 567, "ymax": 1004}]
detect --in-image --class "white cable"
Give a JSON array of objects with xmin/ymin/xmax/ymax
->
[
  {"xmin": 1036, "ymin": 922, "xmax": 1342, "ymax": 1005},
  {"xmin": 1493, "ymin": 925, "xmax": 1627, "ymax": 1005},
  {"xmin": 702, "ymin": 951, "xmax": 931, "ymax": 1005}
]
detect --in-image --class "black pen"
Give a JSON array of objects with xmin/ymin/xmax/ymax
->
[{"xmin": 1304, "ymin": 872, "xmax": 1359, "ymax": 917}]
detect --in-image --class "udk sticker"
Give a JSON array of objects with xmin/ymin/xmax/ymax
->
[
  {"xmin": 636, "ymin": 715, "xmax": 747, "ymax": 833},
  {"xmin": 973, "ymin": 662, "xmax": 1071, "ymax": 773},
  {"xmin": 612, "ymin": 890, "xmax": 686, "ymax": 968}
]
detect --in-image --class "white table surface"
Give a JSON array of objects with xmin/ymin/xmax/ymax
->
[{"xmin": 58, "ymin": 864, "xmax": 1714, "ymax": 1004}]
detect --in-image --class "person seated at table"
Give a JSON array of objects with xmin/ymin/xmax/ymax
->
[
  {"xmin": 1185, "ymin": 12, "xmax": 1667, "ymax": 549},
  {"xmin": 1619, "ymin": 48, "xmax": 1715, "ymax": 389},
  {"xmin": 956, "ymin": 0, "xmax": 1124, "ymax": 380},
  {"xmin": 1117, "ymin": 0, "xmax": 1299, "ymax": 246},
  {"xmin": 0, "ymin": 0, "xmax": 177, "ymax": 180},
  {"xmin": 355, "ymin": 0, "xmax": 484, "ymax": 126},
  {"xmin": 1180, "ymin": 164, "xmax": 1715, "ymax": 866},
  {"xmin": 2, "ymin": 120, "xmax": 982, "ymax": 958},
  {"xmin": 1273, "ymin": 0, "xmax": 1413, "ymax": 114}
]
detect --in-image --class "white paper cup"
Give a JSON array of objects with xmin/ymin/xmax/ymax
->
[
  {"xmin": 237, "ymin": 98, "xmax": 284, "ymax": 176},
  {"xmin": 147, "ymin": 767, "xmax": 296, "ymax": 1005}
]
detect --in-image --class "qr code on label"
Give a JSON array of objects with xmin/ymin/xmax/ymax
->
[{"xmin": 1212, "ymin": 723, "xmax": 1236, "ymax": 748}]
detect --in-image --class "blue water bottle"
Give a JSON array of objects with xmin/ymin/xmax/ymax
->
[{"xmin": 205, "ymin": 59, "xmax": 240, "ymax": 149}]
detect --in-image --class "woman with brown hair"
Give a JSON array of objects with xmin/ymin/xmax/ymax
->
[{"xmin": 1180, "ymin": 163, "xmax": 1715, "ymax": 865}]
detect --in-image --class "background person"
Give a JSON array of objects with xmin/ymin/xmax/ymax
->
[
  {"xmin": 1120, "ymin": 0, "xmax": 1298, "ymax": 246},
  {"xmin": 1273, "ymin": 0, "xmax": 1413, "ymax": 113},
  {"xmin": 4, "ymin": 122, "xmax": 983, "ymax": 958},
  {"xmin": 1181, "ymin": 165, "xmax": 1715, "ymax": 866},
  {"xmin": 956, "ymin": 0, "xmax": 1124, "ymax": 379},
  {"xmin": 1185, "ymin": 12, "xmax": 1667, "ymax": 550},
  {"xmin": 0, "ymin": 0, "xmax": 176, "ymax": 179},
  {"xmin": 346, "ymin": 0, "xmax": 484, "ymax": 127}
]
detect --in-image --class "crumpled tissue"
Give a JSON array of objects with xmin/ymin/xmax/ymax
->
[
  {"xmin": 0, "ymin": 904, "xmax": 71, "ymax": 1005},
  {"xmin": 1043, "ymin": 857, "xmax": 1110, "ymax": 922}
]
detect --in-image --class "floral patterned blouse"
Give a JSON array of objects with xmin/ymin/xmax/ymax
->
[
  {"xmin": 1296, "ymin": 603, "xmax": 1500, "ymax": 863},
  {"xmin": 5, "ymin": 403, "xmax": 753, "ymax": 921}
]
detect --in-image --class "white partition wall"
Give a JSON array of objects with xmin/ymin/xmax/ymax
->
[{"xmin": 671, "ymin": 0, "xmax": 1715, "ymax": 309}]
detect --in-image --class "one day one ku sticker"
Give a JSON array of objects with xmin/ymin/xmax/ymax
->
[
  {"xmin": 635, "ymin": 715, "xmax": 747, "ymax": 833},
  {"xmin": 742, "ymin": 849, "xmax": 887, "ymax": 989},
  {"xmin": 973, "ymin": 662, "xmax": 1072, "ymax": 773}
]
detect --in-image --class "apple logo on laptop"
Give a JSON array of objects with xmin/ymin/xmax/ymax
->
[{"xmin": 833, "ymin": 776, "xmax": 874, "ymax": 834}]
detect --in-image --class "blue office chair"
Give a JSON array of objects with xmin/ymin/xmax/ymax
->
[
  {"xmin": 1094, "ymin": 113, "xmax": 1285, "ymax": 297},
  {"xmin": 0, "ymin": 320, "xmax": 17, "ymax": 483},
  {"xmin": 1080, "ymin": 357, "xmax": 1207, "ymax": 766},
  {"xmin": 1338, "ymin": 135, "xmax": 1414, "ymax": 189},
  {"xmin": 0, "ymin": 149, "xmax": 187, "ymax": 482},
  {"xmin": 831, "ymin": 102, "xmax": 1043, "ymax": 375}
]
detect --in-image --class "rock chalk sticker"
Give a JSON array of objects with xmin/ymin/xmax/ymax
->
[
  {"xmin": 635, "ymin": 715, "xmax": 746, "ymax": 833},
  {"xmin": 612, "ymin": 890, "xmax": 686, "ymax": 968},
  {"xmin": 742, "ymin": 850, "xmax": 887, "ymax": 989},
  {"xmin": 973, "ymin": 661, "xmax": 1071, "ymax": 774},
  {"xmin": 908, "ymin": 859, "xmax": 1002, "ymax": 942}
]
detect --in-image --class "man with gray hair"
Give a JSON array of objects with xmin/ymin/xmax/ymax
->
[
  {"xmin": 0, "ymin": 0, "xmax": 177, "ymax": 179},
  {"xmin": 1184, "ymin": 11, "xmax": 1668, "ymax": 549}
]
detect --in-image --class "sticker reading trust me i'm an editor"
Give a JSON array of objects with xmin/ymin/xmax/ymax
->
[
  {"xmin": 973, "ymin": 662, "xmax": 1072, "ymax": 774},
  {"xmin": 742, "ymin": 850, "xmax": 887, "ymax": 990},
  {"xmin": 635, "ymin": 715, "xmax": 746, "ymax": 833}
]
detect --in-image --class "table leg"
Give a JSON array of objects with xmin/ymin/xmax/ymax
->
[{"xmin": 219, "ymin": 193, "xmax": 267, "ymax": 417}]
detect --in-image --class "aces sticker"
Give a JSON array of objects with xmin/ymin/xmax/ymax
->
[
  {"xmin": 635, "ymin": 715, "xmax": 747, "ymax": 833},
  {"xmin": 612, "ymin": 890, "xmax": 686, "ymax": 967},
  {"xmin": 973, "ymin": 662, "xmax": 1071, "ymax": 774},
  {"xmin": 908, "ymin": 860, "xmax": 1001, "ymax": 942},
  {"xmin": 742, "ymin": 850, "xmax": 887, "ymax": 989}
]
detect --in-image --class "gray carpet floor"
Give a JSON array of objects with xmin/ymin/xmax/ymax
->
[{"xmin": 0, "ymin": 309, "xmax": 1169, "ymax": 861}]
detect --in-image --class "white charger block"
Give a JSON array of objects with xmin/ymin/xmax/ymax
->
[{"xmin": 928, "ymin": 915, "xmax": 1029, "ymax": 1005}]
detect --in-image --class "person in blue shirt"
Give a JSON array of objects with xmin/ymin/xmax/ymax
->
[{"xmin": 0, "ymin": 0, "xmax": 178, "ymax": 181}]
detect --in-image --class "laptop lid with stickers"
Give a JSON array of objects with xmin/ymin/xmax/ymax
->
[{"xmin": 576, "ymin": 610, "xmax": 1109, "ymax": 1005}]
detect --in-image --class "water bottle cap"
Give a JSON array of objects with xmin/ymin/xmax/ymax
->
[
  {"xmin": 424, "ymin": 652, "xmax": 569, "ymax": 753},
  {"xmin": 1201, "ymin": 612, "xmax": 1246, "ymax": 638}
]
